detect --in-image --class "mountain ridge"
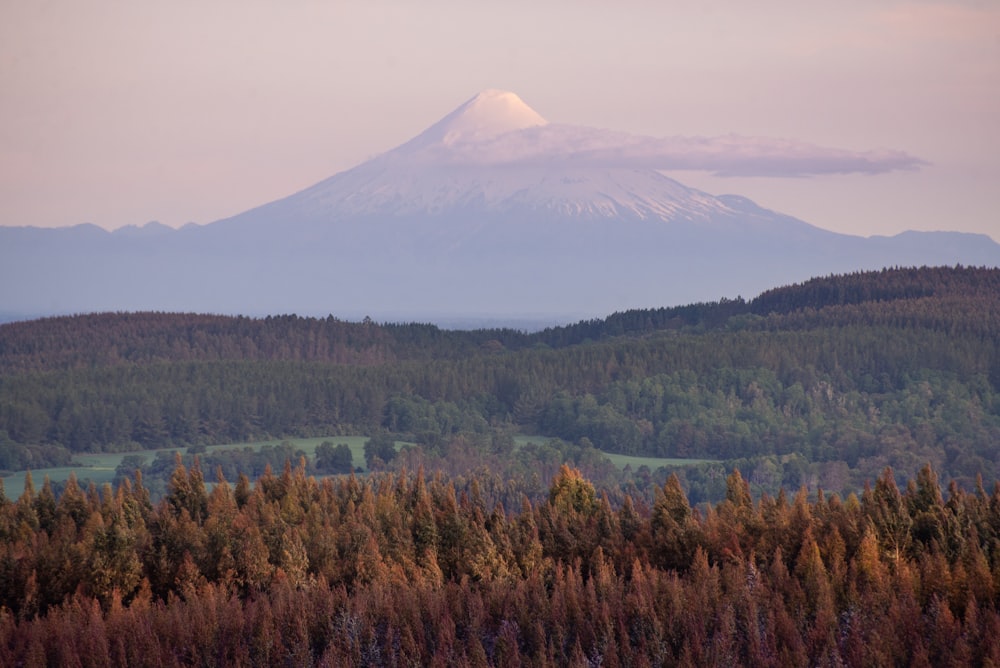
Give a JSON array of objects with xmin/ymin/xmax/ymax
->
[
  {"xmin": 2, "ymin": 90, "xmax": 998, "ymax": 320},
  {"xmin": 3, "ymin": 265, "xmax": 996, "ymax": 373}
]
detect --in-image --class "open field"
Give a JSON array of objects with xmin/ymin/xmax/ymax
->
[
  {"xmin": 1, "ymin": 436, "xmax": 379, "ymax": 498},
  {"xmin": 600, "ymin": 451, "xmax": 718, "ymax": 470},
  {"xmin": 2, "ymin": 435, "xmax": 714, "ymax": 498},
  {"xmin": 513, "ymin": 435, "xmax": 718, "ymax": 470}
]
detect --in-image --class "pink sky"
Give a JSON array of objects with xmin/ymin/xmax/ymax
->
[{"xmin": 1, "ymin": 1, "xmax": 998, "ymax": 240}]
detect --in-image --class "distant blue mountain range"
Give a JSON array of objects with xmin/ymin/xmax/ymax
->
[{"xmin": 3, "ymin": 92, "xmax": 998, "ymax": 323}]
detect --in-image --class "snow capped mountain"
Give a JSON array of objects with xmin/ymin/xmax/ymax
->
[
  {"xmin": 399, "ymin": 89, "xmax": 548, "ymax": 149},
  {"xmin": 207, "ymin": 90, "xmax": 933, "ymax": 230},
  {"xmin": 1, "ymin": 89, "xmax": 997, "ymax": 322},
  {"xmin": 225, "ymin": 90, "xmax": 754, "ymax": 223},
  {"xmin": 267, "ymin": 163, "xmax": 737, "ymax": 222}
]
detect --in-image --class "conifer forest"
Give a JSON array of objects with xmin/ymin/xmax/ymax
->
[{"xmin": 1, "ymin": 265, "xmax": 999, "ymax": 665}]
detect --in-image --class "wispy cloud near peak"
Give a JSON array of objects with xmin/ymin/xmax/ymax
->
[{"xmin": 396, "ymin": 123, "xmax": 926, "ymax": 178}]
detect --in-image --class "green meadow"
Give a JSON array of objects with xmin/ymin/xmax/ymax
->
[
  {"xmin": 600, "ymin": 451, "xmax": 718, "ymax": 470},
  {"xmin": 1, "ymin": 436, "xmax": 376, "ymax": 499},
  {"xmin": 2, "ymin": 435, "xmax": 714, "ymax": 498},
  {"xmin": 513, "ymin": 435, "xmax": 717, "ymax": 470}
]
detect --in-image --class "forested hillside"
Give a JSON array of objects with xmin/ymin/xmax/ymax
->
[
  {"xmin": 2, "ymin": 266, "xmax": 1000, "ymax": 665},
  {"xmin": 1, "ymin": 266, "xmax": 999, "ymax": 499},
  {"xmin": 5, "ymin": 266, "xmax": 995, "ymax": 372}
]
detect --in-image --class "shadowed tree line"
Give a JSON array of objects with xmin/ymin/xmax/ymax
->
[{"xmin": 2, "ymin": 266, "xmax": 997, "ymax": 374}]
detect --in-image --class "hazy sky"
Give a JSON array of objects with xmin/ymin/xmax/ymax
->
[{"xmin": 2, "ymin": 1, "xmax": 998, "ymax": 239}]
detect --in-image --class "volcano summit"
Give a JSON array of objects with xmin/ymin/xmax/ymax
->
[{"xmin": 2, "ymin": 91, "xmax": 997, "ymax": 323}]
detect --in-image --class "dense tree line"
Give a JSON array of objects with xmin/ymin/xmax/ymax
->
[
  {"xmin": 750, "ymin": 264, "xmax": 1000, "ymax": 316},
  {"xmin": 1, "ymin": 266, "xmax": 998, "ymax": 497},
  {"xmin": 1, "ymin": 462, "xmax": 999, "ymax": 665},
  {"xmin": 0, "ymin": 313, "xmax": 531, "ymax": 376},
  {"xmin": 3, "ymin": 267, "xmax": 995, "ymax": 374}
]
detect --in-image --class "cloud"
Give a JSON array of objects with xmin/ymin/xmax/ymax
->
[{"xmin": 413, "ymin": 124, "xmax": 927, "ymax": 178}]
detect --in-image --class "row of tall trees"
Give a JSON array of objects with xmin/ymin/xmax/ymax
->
[
  {"xmin": 3, "ymin": 267, "xmax": 996, "ymax": 374},
  {"xmin": 1, "ymin": 462, "xmax": 998, "ymax": 665}
]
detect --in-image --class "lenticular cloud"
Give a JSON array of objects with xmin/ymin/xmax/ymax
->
[
  {"xmin": 412, "ymin": 124, "xmax": 925, "ymax": 177},
  {"xmin": 393, "ymin": 91, "xmax": 925, "ymax": 178}
]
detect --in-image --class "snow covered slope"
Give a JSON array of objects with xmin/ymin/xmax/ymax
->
[
  {"xmin": 2, "ymin": 90, "xmax": 998, "ymax": 321},
  {"xmin": 223, "ymin": 90, "xmax": 748, "ymax": 223},
  {"xmin": 398, "ymin": 89, "xmax": 548, "ymax": 148}
]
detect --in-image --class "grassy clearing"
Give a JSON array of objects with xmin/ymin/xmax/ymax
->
[
  {"xmin": 600, "ymin": 452, "xmax": 718, "ymax": 470},
  {"xmin": 1, "ymin": 436, "xmax": 387, "ymax": 498},
  {"xmin": 513, "ymin": 435, "xmax": 552, "ymax": 447},
  {"xmin": 200, "ymin": 436, "xmax": 373, "ymax": 467},
  {"xmin": 0, "ymin": 434, "xmax": 712, "ymax": 498},
  {"xmin": 513, "ymin": 435, "xmax": 718, "ymax": 470}
]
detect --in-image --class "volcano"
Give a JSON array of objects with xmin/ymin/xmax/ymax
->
[
  {"xmin": 211, "ymin": 90, "xmax": 739, "ymax": 224},
  {"xmin": 2, "ymin": 90, "xmax": 998, "ymax": 323}
]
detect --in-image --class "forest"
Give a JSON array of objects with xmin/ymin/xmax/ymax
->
[
  {"xmin": 1, "ymin": 265, "xmax": 998, "ymax": 502},
  {"xmin": 1, "ymin": 265, "xmax": 1000, "ymax": 664},
  {"xmin": 1, "ymin": 460, "xmax": 999, "ymax": 665}
]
